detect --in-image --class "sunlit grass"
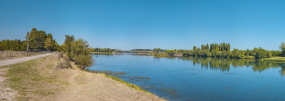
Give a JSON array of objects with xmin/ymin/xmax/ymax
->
[
  {"xmin": 262, "ymin": 57, "xmax": 285, "ymax": 61},
  {"xmin": 3, "ymin": 55, "xmax": 62, "ymax": 100}
]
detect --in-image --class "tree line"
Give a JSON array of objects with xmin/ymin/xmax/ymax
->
[
  {"xmin": 175, "ymin": 56, "xmax": 285, "ymax": 76},
  {"xmin": 0, "ymin": 28, "xmax": 59, "ymax": 51},
  {"xmin": 91, "ymin": 48, "xmax": 113, "ymax": 52},
  {"xmin": 162, "ymin": 42, "xmax": 285, "ymax": 59}
]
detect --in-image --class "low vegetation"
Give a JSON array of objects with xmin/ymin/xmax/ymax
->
[
  {"xmin": 154, "ymin": 53, "xmax": 169, "ymax": 58},
  {"xmin": 3, "ymin": 54, "xmax": 67, "ymax": 100},
  {"xmin": 261, "ymin": 57, "xmax": 285, "ymax": 61}
]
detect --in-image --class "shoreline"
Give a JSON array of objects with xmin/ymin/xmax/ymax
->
[{"xmin": 1, "ymin": 54, "xmax": 166, "ymax": 101}]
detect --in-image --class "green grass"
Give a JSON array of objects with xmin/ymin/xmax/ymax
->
[
  {"xmin": 261, "ymin": 57, "xmax": 285, "ymax": 61},
  {"xmin": 90, "ymin": 52, "xmax": 113, "ymax": 55},
  {"xmin": 154, "ymin": 53, "xmax": 169, "ymax": 58},
  {"xmin": 100, "ymin": 73, "xmax": 153, "ymax": 95}
]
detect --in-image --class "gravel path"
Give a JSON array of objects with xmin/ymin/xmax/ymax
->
[{"xmin": 0, "ymin": 53, "xmax": 54, "ymax": 67}]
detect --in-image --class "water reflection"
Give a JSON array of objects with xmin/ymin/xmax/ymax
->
[{"xmin": 175, "ymin": 56, "xmax": 285, "ymax": 76}]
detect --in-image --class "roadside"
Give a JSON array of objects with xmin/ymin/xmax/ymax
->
[
  {"xmin": 0, "ymin": 51, "xmax": 47, "ymax": 61},
  {"xmin": 0, "ymin": 53, "xmax": 55, "ymax": 101},
  {"xmin": 1, "ymin": 53, "xmax": 166, "ymax": 101},
  {"xmin": 0, "ymin": 53, "xmax": 54, "ymax": 67}
]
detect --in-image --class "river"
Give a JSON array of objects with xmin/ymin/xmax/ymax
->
[{"xmin": 88, "ymin": 54, "xmax": 285, "ymax": 101}]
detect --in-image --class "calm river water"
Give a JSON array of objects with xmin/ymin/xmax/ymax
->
[{"xmin": 88, "ymin": 54, "xmax": 285, "ymax": 101}]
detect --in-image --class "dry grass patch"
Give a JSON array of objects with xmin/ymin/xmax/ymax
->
[{"xmin": 3, "ymin": 54, "xmax": 71, "ymax": 101}]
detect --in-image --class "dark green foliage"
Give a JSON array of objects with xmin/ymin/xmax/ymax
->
[
  {"xmin": 64, "ymin": 35, "xmax": 75, "ymax": 57},
  {"xmin": 182, "ymin": 43, "xmax": 277, "ymax": 59},
  {"xmin": 92, "ymin": 48, "xmax": 113, "ymax": 52},
  {"xmin": 153, "ymin": 48, "xmax": 161, "ymax": 52},
  {"xmin": 29, "ymin": 28, "xmax": 47, "ymax": 50},
  {"xmin": 0, "ymin": 28, "xmax": 58, "ymax": 51},
  {"xmin": 69, "ymin": 38, "xmax": 91, "ymax": 58},
  {"xmin": 254, "ymin": 47, "xmax": 268, "ymax": 59},
  {"xmin": 270, "ymin": 50, "xmax": 281, "ymax": 56},
  {"xmin": 193, "ymin": 46, "xmax": 196, "ymax": 50},
  {"xmin": 63, "ymin": 35, "xmax": 94, "ymax": 69},
  {"xmin": 74, "ymin": 55, "xmax": 94, "ymax": 69}
]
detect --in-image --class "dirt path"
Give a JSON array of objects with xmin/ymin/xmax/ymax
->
[
  {"xmin": 0, "ymin": 53, "xmax": 54, "ymax": 101},
  {"xmin": 0, "ymin": 53, "xmax": 54, "ymax": 67}
]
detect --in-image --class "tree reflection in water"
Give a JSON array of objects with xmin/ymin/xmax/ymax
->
[{"xmin": 170, "ymin": 56, "xmax": 285, "ymax": 76}]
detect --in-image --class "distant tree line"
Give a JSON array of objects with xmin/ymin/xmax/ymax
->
[
  {"xmin": 176, "ymin": 56, "xmax": 285, "ymax": 76},
  {"xmin": 0, "ymin": 28, "xmax": 59, "ymax": 51},
  {"xmin": 162, "ymin": 42, "xmax": 285, "ymax": 59},
  {"xmin": 92, "ymin": 48, "xmax": 113, "ymax": 52}
]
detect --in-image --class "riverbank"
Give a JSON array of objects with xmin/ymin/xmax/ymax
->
[
  {"xmin": 1, "ymin": 54, "xmax": 165, "ymax": 100},
  {"xmin": 261, "ymin": 57, "xmax": 285, "ymax": 61},
  {"xmin": 90, "ymin": 52, "xmax": 113, "ymax": 55}
]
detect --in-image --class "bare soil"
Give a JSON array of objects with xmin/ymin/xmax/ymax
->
[{"xmin": 0, "ymin": 68, "xmax": 17, "ymax": 101}]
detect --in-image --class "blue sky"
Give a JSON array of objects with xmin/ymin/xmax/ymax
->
[{"xmin": 0, "ymin": 0, "xmax": 285, "ymax": 50}]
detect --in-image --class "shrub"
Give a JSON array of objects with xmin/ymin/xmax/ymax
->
[{"xmin": 74, "ymin": 55, "xmax": 94, "ymax": 69}]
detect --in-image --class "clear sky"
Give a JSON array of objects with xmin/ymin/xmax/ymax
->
[{"xmin": 0, "ymin": 0, "xmax": 285, "ymax": 50}]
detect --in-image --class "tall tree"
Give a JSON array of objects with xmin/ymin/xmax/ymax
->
[
  {"xmin": 64, "ymin": 35, "xmax": 75, "ymax": 57},
  {"xmin": 44, "ymin": 38, "xmax": 54, "ymax": 50},
  {"xmin": 0, "ymin": 41, "xmax": 2, "ymax": 50},
  {"xmin": 29, "ymin": 28, "xmax": 47, "ymax": 50},
  {"xmin": 280, "ymin": 42, "xmax": 285, "ymax": 57},
  {"xmin": 193, "ymin": 46, "xmax": 197, "ymax": 50},
  {"xmin": 25, "ymin": 32, "xmax": 30, "ymax": 51}
]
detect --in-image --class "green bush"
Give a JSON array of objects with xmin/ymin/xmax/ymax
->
[{"xmin": 74, "ymin": 55, "xmax": 94, "ymax": 69}]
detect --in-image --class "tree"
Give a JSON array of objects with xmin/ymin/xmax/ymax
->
[
  {"xmin": 232, "ymin": 48, "xmax": 239, "ymax": 58},
  {"xmin": 227, "ymin": 51, "xmax": 232, "ymax": 58},
  {"xmin": 65, "ymin": 38, "xmax": 94, "ymax": 69},
  {"xmin": 0, "ymin": 41, "xmax": 2, "ymax": 50},
  {"xmin": 69, "ymin": 38, "xmax": 90, "ymax": 59},
  {"xmin": 44, "ymin": 38, "xmax": 54, "ymax": 50},
  {"xmin": 215, "ymin": 46, "xmax": 219, "ymax": 57},
  {"xmin": 29, "ymin": 28, "xmax": 47, "ymax": 50},
  {"xmin": 193, "ymin": 46, "xmax": 197, "ymax": 50},
  {"xmin": 20, "ymin": 40, "xmax": 27, "ymax": 50},
  {"xmin": 238, "ymin": 50, "xmax": 245, "ymax": 59},
  {"xmin": 280, "ymin": 42, "xmax": 285, "ymax": 57},
  {"xmin": 267, "ymin": 51, "xmax": 272, "ymax": 58},
  {"xmin": 279, "ymin": 42, "xmax": 285, "ymax": 51},
  {"xmin": 153, "ymin": 48, "xmax": 161, "ymax": 52},
  {"xmin": 25, "ymin": 32, "xmax": 30, "ymax": 51},
  {"xmin": 64, "ymin": 35, "xmax": 75, "ymax": 57},
  {"xmin": 255, "ymin": 51, "xmax": 262, "ymax": 59}
]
